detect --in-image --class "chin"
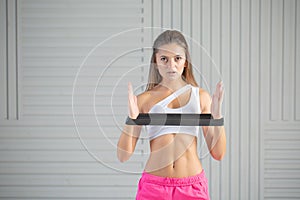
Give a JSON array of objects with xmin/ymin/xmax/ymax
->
[{"xmin": 165, "ymin": 76, "xmax": 180, "ymax": 81}]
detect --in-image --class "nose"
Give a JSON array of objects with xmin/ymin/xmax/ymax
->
[{"xmin": 167, "ymin": 58, "xmax": 176, "ymax": 68}]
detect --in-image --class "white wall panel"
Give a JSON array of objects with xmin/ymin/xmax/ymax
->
[
  {"xmin": 1, "ymin": 0, "xmax": 300, "ymax": 199},
  {"xmin": 0, "ymin": 0, "xmax": 145, "ymax": 199},
  {"xmin": 145, "ymin": 0, "xmax": 299, "ymax": 200},
  {"xmin": 261, "ymin": 0, "xmax": 300, "ymax": 199}
]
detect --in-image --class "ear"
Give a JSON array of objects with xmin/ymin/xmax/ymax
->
[{"xmin": 184, "ymin": 61, "xmax": 188, "ymax": 68}]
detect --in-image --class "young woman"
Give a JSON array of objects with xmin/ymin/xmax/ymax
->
[{"xmin": 117, "ymin": 30, "xmax": 226, "ymax": 200}]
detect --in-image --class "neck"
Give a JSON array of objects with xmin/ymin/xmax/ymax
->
[{"xmin": 159, "ymin": 78, "xmax": 188, "ymax": 91}]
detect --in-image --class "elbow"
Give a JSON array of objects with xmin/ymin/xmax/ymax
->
[
  {"xmin": 117, "ymin": 148, "xmax": 133, "ymax": 163},
  {"xmin": 211, "ymin": 136, "xmax": 226, "ymax": 161},
  {"xmin": 117, "ymin": 155, "xmax": 129, "ymax": 163},
  {"xmin": 212, "ymin": 152, "xmax": 225, "ymax": 161},
  {"xmin": 117, "ymin": 154, "xmax": 130, "ymax": 163},
  {"xmin": 211, "ymin": 149, "xmax": 226, "ymax": 161}
]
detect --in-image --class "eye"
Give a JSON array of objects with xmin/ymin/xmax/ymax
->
[
  {"xmin": 160, "ymin": 57, "xmax": 167, "ymax": 62},
  {"xmin": 175, "ymin": 56, "xmax": 182, "ymax": 61}
]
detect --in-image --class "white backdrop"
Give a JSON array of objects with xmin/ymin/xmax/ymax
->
[{"xmin": 0, "ymin": 0, "xmax": 299, "ymax": 199}]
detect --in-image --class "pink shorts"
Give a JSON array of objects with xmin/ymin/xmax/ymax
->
[{"xmin": 136, "ymin": 170, "xmax": 210, "ymax": 200}]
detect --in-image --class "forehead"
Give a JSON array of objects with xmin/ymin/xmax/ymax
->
[{"xmin": 156, "ymin": 43, "xmax": 185, "ymax": 56}]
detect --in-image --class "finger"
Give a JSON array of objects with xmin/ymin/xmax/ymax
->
[
  {"xmin": 218, "ymin": 80, "xmax": 223, "ymax": 86},
  {"xmin": 128, "ymin": 82, "xmax": 134, "ymax": 100},
  {"xmin": 219, "ymin": 81, "xmax": 224, "ymax": 102},
  {"xmin": 214, "ymin": 82, "xmax": 221, "ymax": 98},
  {"xmin": 128, "ymin": 82, "xmax": 132, "ymax": 93},
  {"xmin": 218, "ymin": 81, "xmax": 223, "ymax": 90},
  {"xmin": 219, "ymin": 84, "xmax": 224, "ymax": 102},
  {"xmin": 216, "ymin": 81, "xmax": 224, "ymax": 98},
  {"xmin": 212, "ymin": 93, "xmax": 218, "ymax": 107}
]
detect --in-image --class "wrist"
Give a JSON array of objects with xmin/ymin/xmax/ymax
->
[
  {"xmin": 129, "ymin": 114, "xmax": 138, "ymax": 119},
  {"xmin": 212, "ymin": 114, "xmax": 223, "ymax": 119}
]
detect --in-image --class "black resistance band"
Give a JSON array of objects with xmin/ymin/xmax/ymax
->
[{"xmin": 125, "ymin": 113, "xmax": 224, "ymax": 126}]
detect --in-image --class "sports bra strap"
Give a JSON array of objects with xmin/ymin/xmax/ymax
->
[{"xmin": 159, "ymin": 84, "xmax": 192, "ymax": 107}]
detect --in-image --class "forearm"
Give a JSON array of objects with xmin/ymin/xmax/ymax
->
[
  {"xmin": 117, "ymin": 125, "xmax": 141, "ymax": 162},
  {"xmin": 205, "ymin": 126, "xmax": 226, "ymax": 160}
]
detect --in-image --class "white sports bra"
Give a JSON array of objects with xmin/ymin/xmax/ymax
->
[{"xmin": 146, "ymin": 84, "xmax": 201, "ymax": 140}]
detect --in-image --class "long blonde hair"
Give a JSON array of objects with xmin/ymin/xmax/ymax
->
[{"xmin": 145, "ymin": 30, "xmax": 198, "ymax": 91}]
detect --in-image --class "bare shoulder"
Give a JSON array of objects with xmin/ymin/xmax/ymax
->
[
  {"xmin": 198, "ymin": 87, "xmax": 211, "ymax": 112},
  {"xmin": 136, "ymin": 86, "xmax": 162, "ymax": 113},
  {"xmin": 136, "ymin": 90, "xmax": 153, "ymax": 113},
  {"xmin": 199, "ymin": 88, "xmax": 211, "ymax": 100}
]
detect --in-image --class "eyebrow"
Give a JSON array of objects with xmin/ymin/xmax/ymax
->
[{"xmin": 159, "ymin": 54, "xmax": 184, "ymax": 57}]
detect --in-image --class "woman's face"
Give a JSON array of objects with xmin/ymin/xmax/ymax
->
[{"xmin": 155, "ymin": 43, "xmax": 186, "ymax": 81}]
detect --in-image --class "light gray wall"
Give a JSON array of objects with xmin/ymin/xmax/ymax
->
[
  {"xmin": 0, "ymin": 0, "xmax": 299, "ymax": 199},
  {"xmin": 143, "ymin": 0, "xmax": 300, "ymax": 199},
  {"xmin": 0, "ymin": 0, "xmax": 145, "ymax": 199}
]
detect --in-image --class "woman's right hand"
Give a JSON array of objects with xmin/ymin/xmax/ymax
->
[{"xmin": 128, "ymin": 82, "xmax": 139, "ymax": 119}]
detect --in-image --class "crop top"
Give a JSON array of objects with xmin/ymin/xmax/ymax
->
[{"xmin": 146, "ymin": 84, "xmax": 201, "ymax": 140}]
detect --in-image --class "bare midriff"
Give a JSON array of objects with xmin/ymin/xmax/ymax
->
[{"xmin": 144, "ymin": 133, "xmax": 203, "ymax": 178}]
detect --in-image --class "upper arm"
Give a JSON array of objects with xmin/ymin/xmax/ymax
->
[
  {"xmin": 199, "ymin": 88, "xmax": 211, "ymax": 113},
  {"xmin": 136, "ymin": 92, "xmax": 149, "ymax": 113}
]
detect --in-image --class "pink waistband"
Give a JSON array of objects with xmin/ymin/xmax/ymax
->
[{"xmin": 141, "ymin": 170, "xmax": 207, "ymax": 187}]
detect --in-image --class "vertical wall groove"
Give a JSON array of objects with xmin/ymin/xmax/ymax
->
[
  {"xmin": 0, "ymin": 0, "xmax": 7, "ymax": 120},
  {"xmin": 294, "ymin": 0, "xmax": 297, "ymax": 121},
  {"xmin": 209, "ymin": 0, "xmax": 212, "ymax": 89},
  {"xmin": 15, "ymin": 0, "xmax": 19, "ymax": 120},
  {"xmin": 4, "ymin": 0, "xmax": 18, "ymax": 120},
  {"xmin": 200, "ymin": 0, "xmax": 203, "ymax": 81},
  {"xmin": 281, "ymin": 0, "xmax": 285, "ymax": 121},
  {"xmin": 228, "ymin": 0, "xmax": 232, "ymax": 198},
  {"xmin": 249, "ymin": 0, "xmax": 252, "ymax": 199},
  {"xmin": 171, "ymin": 0, "xmax": 173, "ymax": 28},
  {"xmin": 5, "ymin": 0, "xmax": 9, "ymax": 119},
  {"xmin": 269, "ymin": 0, "xmax": 272, "ymax": 121},
  {"xmin": 220, "ymin": 0, "xmax": 223, "ymax": 75},
  {"xmin": 190, "ymin": 0, "xmax": 192, "ymax": 48},
  {"xmin": 180, "ymin": 0, "xmax": 183, "ymax": 31},
  {"xmin": 161, "ymin": 0, "xmax": 163, "ymax": 28},
  {"xmin": 238, "ymin": 0, "xmax": 242, "ymax": 197},
  {"xmin": 151, "ymin": 0, "xmax": 153, "ymax": 42},
  {"xmin": 258, "ymin": 0, "xmax": 262, "ymax": 198}
]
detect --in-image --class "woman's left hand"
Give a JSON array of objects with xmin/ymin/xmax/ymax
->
[{"xmin": 211, "ymin": 81, "xmax": 224, "ymax": 119}]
